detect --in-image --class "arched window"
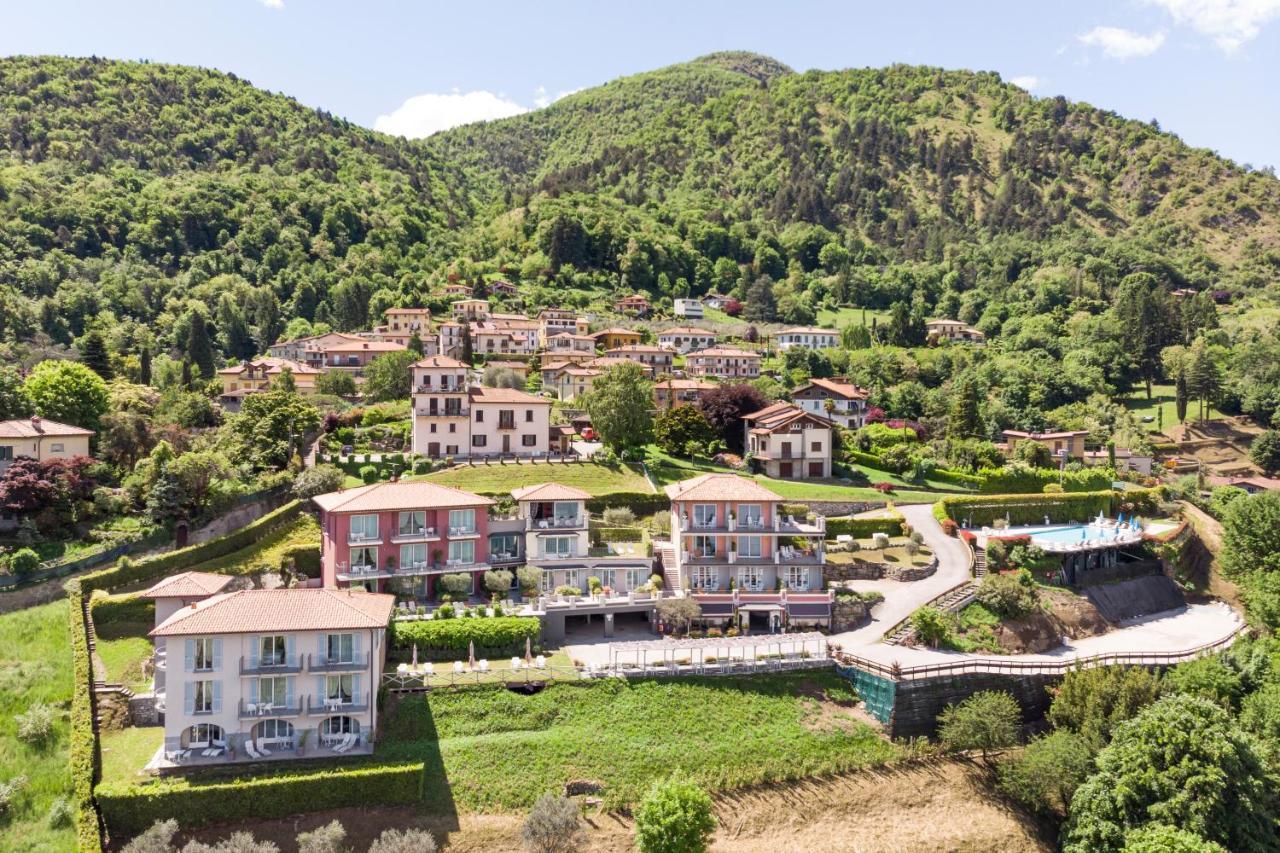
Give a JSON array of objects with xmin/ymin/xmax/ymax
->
[
  {"xmin": 185, "ymin": 723, "xmax": 224, "ymax": 748},
  {"xmin": 253, "ymin": 719, "xmax": 295, "ymax": 745},
  {"xmin": 320, "ymin": 716, "xmax": 360, "ymax": 742}
]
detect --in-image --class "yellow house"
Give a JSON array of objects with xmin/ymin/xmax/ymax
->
[
  {"xmin": 590, "ymin": 327, "xmax": 643, "ymax": 350},
  {"xmin": 1002, "ymin": 430, "xmax": 1088, "ymax": 459},
  {"xmin": 0, "ymin": 416, "xmax": 93, "ymax": 470},
  {"xmin": 217, "ymin": 358, "xmax": 320, "ymax": 410}
]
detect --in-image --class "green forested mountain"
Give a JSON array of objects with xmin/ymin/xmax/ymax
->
[{"xmin": 0, "ymin": 51, "xmax": 1278, "ymax": 418}]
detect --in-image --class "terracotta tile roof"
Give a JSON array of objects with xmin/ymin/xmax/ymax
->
[
  {"xmin": 793, "ymin": 378, "xmax": 870, "ymax": 400},
  {"xmin": 548, "ymin": 333, "xmax": 597, "ymax": 342},
  {"xmin": 743, "ymin": 402, "xmax": 833, "ymax": 432},
  {"xmin": 311, "ymin": 480, "xmax": 494, "ymax": 513},
  {"xmin": 151, "ymin": 588, "xmax": 395, "ymax": 637},
  {"xmin": 663, "ymin": 473, "xmax": 783, "ymax": 503},
  {"xmin": 510, "ymin": 482, "xmax": 592, "ymax": 501},
  {"xmin": 777, "ymin": 326, "xmax": 838, "ymax": 336},
  {"xmin": 0, "ymin": 417, "xmax": 94, "ymax": 438},
  {"xmin": 606, "ymin": 345, "xmax": 670, "ymax": 355},
  {"xmin": 414, "ymin": 355, "xmax": 468, "ymax": 369},
  {"xmin": 140, "ymin": 572, "xmax": 235, "ymax": 600},
  {"xmin": 590, "ymin": 328, "xmax": 641, "ymax": 338},
  {"xmin": 469, "ymin": 386, "xmax": 552, "ymax": 405},
  {"xmin": 218, "ymin": 357, "xmax": 319, "ymax": 376},
  {"xmin": 658, "ymin": 327, "xmax": 716, "ymax": 337},
  {"xmin": 1003, "ymin": 430, "xmax": 1088, "ymax": 440},
  {"xmin": 322, "ymin": 340, "xmax": 407, "ymax": 354},
  {"xmin": 688, "ymin": 348, "xmax": 761, "ymax": 359},
  {"xmin": 654, "ymin": 379, "xmax": 717, "ymax": 391}
]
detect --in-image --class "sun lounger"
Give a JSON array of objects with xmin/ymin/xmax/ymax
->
[
  {"xmin": 244, "ymin": 742, "xmax": 261, "ymax": 760},
  {"xmin": 258, "ymin": 743, "xmax": 272, "ymax": 756},
  {"xmin": 423, "ymin": 662, "xmax": 434, "ymax": 676}
]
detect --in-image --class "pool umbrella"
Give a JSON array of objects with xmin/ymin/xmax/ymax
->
[
  {"xmin": 525, "ymin": 636, "xmax": 533, "ymax": 666},
  {"xmin": 412, "ymin": 643, "xmax": 418, "ymax": 669},
  {"xmin": 468, "ymin": 640, "xmax": 476, "ymax": 670}
]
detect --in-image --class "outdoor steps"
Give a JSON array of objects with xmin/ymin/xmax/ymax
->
[
  {"xmin": 884, "ymin": 581, "xmax": 980, "ymax": 646},
  {"xmin": 973, "ymin": 546, "xmax": 988, "ymax": 579},
  {"xmin": 654, "ymin": 542, "xmax": 679, "ymax": 591}
]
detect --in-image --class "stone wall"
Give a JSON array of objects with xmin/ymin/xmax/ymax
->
[
  {"xmin": 827, "ymin": 556, "xmax": 938, "ymax": 583},
  {"xmin": 888, "ymin": 672, "xmax": 1060, "ymax": 739},
  {"xmin": 128, "ymin": 694, "xmax": 160, "ymax": 728},
  {"xmin": 831, "ymin": 597, "xmax": 872, "ymax": 632}
]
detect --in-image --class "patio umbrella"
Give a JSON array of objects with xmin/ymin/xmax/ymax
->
[
  {"xmin": 412, "ymin": 643, "xmax": 418, "ymax": 669},
  {"xmin": 468, "ymin": 640, "xmax": 476, "ymax": 670},
  {"xmin": 525, "ymin": 636, "xmax": 533, "ymax": 666}
]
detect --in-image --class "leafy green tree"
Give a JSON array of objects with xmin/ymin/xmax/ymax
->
[
  {"xmin": 581, "ymin": 362, "xmax": 653, "ymax": 454},
  {"xmin": 292, "ymin": 465, "xmax": 346, "ymax": 499},
  {"xmin": 23, "ymin": 360, "xmax": 110, "ymax": 431},
  {"xmin": 363, "ymin": 351, "xmax": 418, "ymax": 402},
  {"xmin": 938, "ymin": 690, "xmax": 1021, "ymax": 762},
  {"xmin": 633, "ymin": 775, "xmax": 716, "ymax": 853},
  {"xmin": 1161, "ymin": 656, "xmax": 1242, "ymax": 710},
  {"xmin": 947, "ymin": 373, "xmax": 983, "ymax": 438},
  {"xmin": 0, "ymin": 368, "xmax": 33, "ymax": 419},
  {"xmin": 1207, "ymin": 485, "xmax": 1247, "ymax": 519},
  {"xmin": 910, "ymin": 606, "xmax": 951, "ymax": 648},
  {"xmin": 1121, "ymin": 825, "xmax": 1226, "ymax": 853},
  {"xmin": 697, "ymin": 384, "xmax": 766, "ymax": 455},
  {"xmin": 9, "ymin": 547, "xmax": 40, "ymax": 578},
  {"xmin": 184, "ymin": 310, "xmax": 217, "ymax": 380},
  {"xmin": 1249, "ymin": 429, "xmax": 1280, "ymax": 473},
  {"xmin": 1220, "ymin": 491, "xmax": 1280, "ymax": 577},
  {"xmin": 1063, "ymin": 694, "xmax": 1280, "ymax": 853},
  {"xmin": 742, "ymin": 274, "xmax": 777, "ymax": 323},
  {"xmin": 146, "ymin": 468, "xmax": 186, "ymax": 524},
  {"xmin": 228, "ymin": 391, "xmax": 321, "ymax": 471},
  {"xmin": 996, "ymin": 729, "xmax": 1093, "ymax": 816},
  {"xmin": 315, "ymin": 370, "xmax": 357, "ymax": 397},
  {"xmin": 1049, "ymin": 666, "xmax": 1161, "ymax": 747},
  {"xmin": 78, "ymin": 330, "xmax": 114, "ymax": 380},
  {"xmin": 653, "ymin": 406, "xmax": 717, "ymax": 457},
  {"xmin": 407, "ymin": 330, "xmax": 425, "ymax": 356}
]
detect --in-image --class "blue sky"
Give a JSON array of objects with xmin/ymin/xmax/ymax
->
[{"xmin": 3, "ymin": 0, "xmax": 1278, "ymax": 168}]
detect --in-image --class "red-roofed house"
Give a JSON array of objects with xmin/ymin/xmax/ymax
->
[
  {"xmin": 790, "ymin": 378, "xmax": 871, "ymax": 429},
  {"xmin": 743, "ymin": 402, "xmax": 835, "ymax": 479},
  {"xmin": 0, "ymin": 416, "xmax": 94, "ymax": 472}
]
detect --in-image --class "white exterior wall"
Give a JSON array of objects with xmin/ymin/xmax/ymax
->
[
  {"xmin": 469, "ymin": 401, "xmax": 550, "ymax": 456},
  {"xmin": 796, "ymin": 397, "xmax": 866, "ymax": 429},
  {"xmin": 776, "ymin": 332, "xmax": 839, "ymax": 351}
]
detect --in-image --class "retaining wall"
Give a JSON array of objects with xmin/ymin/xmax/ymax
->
[{"xmin": 886, "ymin": 671, "xmax": 1059, "ymax": 738}]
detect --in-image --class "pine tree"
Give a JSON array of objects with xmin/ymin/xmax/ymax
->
[
  {"xmin": 743, "ymin": 275, "xmax": 777, "ymax": 323},
  {"xmin": 460, "ymin": 324, "xmax": 474, "ymax": 366},
  {"xmin": 78, "ymin": 330, "xmax": 113, "ymax": 380},
  {"xmin": 947, "ymin": 374, "xmax": 982, "ymax": 437},
  {"xmin": 146, "ymin": 468, "xmax": 186, "ymax": 524},
  {"xmin": 186, "ymin": 311, "xmax": 217, "ymax": 380},
  {"xmin": 408, "ymin": 330, "xmax": 425, "ymax": 356},
  {"xmin": 139, "ymin": 344, "xmax": 152, "ymax": 386},
  {"xmin": 1175, "ymin": 370, "xmax": 1189, "ymax": 423},
  {"xmin": 1187, "ymin": 339, "xmax": 1222, "ymax": 422}
]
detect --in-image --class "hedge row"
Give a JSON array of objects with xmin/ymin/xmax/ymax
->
[
  {"xmin": 589, "ymin": 526, "xmax": 645, "ymax": 544},
  {"xmin": 388, "ymin": 616, "xmax": 541, "ymax": 653},
  {"xmin": 936, "ymin": 490, "xmax": 1117, "ymax": 526},
  {"xmin": 78, "ymin": 501, "xmax": 303, "ymax": 594},
  {"xmin": 67, "ymin": 582, "xmax": 104, "ymax": 852},
  {"xmin": 279, "ymin": 543, "xmax": 321, "ymax": 577},
  {"xmin": 585, "ymin": 492, "xmax": 670, "ymax": 516},
  {"xmin": 826, "ymin": 515, "xmax": 907, "ymax": 538},
  {"xmin": 88, "ymin": 591, "xmax": 152, "ymax": 625},
  {"xmin": 976, "ymin": 466, "xmax": 1113, "ymax": 494},
  {"xmin": 927, "ymin": 467, "xmax": 985, "ymax": 489},
  {"xmin": 97, "ymin": 762, "xmax": 423, "ymax": 838}
]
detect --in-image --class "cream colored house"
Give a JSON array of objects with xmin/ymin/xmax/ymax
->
[
  {"xmin": 554, "ymin": 367, "xmax": 603, "ymax": 403},
  {"xmin": 926, "ymin": 319, "xmax": 985, "ymax": 343},
  {"xmin": 685, "ymin": 347, "xmax": 761, "ymax": 379},
  {"xmin": 657, "ymin": 327, "xmax": 717, "ymax": 354},
  {"xmin": 149, "ymin": 586, "xmax": 394, "ymax": 764},
  {"xmin": 774, "ymin": 327, "xmax": 839, "ymax": 351},
  {"xmin": 743, "ymin": 402, "xmax": 835, "ymax": 480},
  {"xmin": 0, "ymin": 417, "xmax": 94, "ymax": 471},
  {"xmin": 410, "ymin": 364, "xmax": 552, "ymax": 458}
]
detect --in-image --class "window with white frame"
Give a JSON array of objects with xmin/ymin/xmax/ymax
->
[
  {"xmin": 595, "ymin": 569, "xmax": 615, "ymax": 589},
  {"xmin": 737, "ymin": 504, "xmax": 763, "ymax": 528},
  {"xmin": 192, "ymin": 637, "xmax": 214, "ymax": 671},
  {"xmin": 540, "ymin": 535, "xmax": 575, "ymax": 558},
  {"xmin": 563, "ymin": 570, "xmax": 581, "ymax": 590},
  {"xmin": 625, "ymin": 568, "xmax": 648, "ymax": 590},
  {"xmin": 447, "ymin": 539, "xmax": 475, "ymax": 565},
  {"xmin": 321, "ymin": 716, "xmax": 359, "ymax": 737},
  {"xmin": 255, "ymin": 719, "xmax": 293, "ymax": 743},
  {"xmin": 540, "ymin": 569, "xmax": 553, "ymax": 593},
  {"xmin": 259, "ymin": 635, "xmax": 287, "ymax": 666},
  {"xmin": 786, "ymin": 566, "xmax": 810, "ymax": 591},
  {"xmin": 349, "ymin": 514, "xmax": 379, "ymax": 541},
  {"xmin": 326, "ymin": 674, "xmax": 354, "ymax": 703},
  {"xmin": 397, "ymin": 511, "xmax": 426, "ymax": 536},
  {"xmin": 692, "ymin": 504, "xmax": 717, "ymax": 528},
  {"xmin": 738, "ymin": 536, "xmax": 762, "ymax": 558},
  {"xmin": 448, "ymin": 508, "xmax": 476, "ymax": 534},
  {"xmin": 193, "ymin": 679, "xmax": 214, "ymax": 714},
  {"xmin": 350, "ymin": 546, "xmax": 377, "ymax": 569},
  {"xmin": 553, "ymin": 501, "xmax": 580, "ymax": 524},
  {"xmin": 326, "ymin": 633, "xmax": 354, "ymax": 664},
  {"xmin": 400, "ymin": 543, "xmax": 427, "ymax": 569},
  {"xmin": 737, "ymin": 566, "xmax": 764, "ymax": 591},
  {"xmin": 692, "ymin": 535, "xmax": 716, "ymax": 558},
  {"xmin": 257, "ymin": 676, "xmax": 288, "ymax": 706},
  {"xmin": 691, "ymin": 566, "xmax": 718, "ymax": 591},
  {"xmin": 186, "ymin": 723, "xmax": 222, "ymax": 748}
]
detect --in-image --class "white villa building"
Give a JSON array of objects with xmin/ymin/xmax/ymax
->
[
  {"xmin": 790, "ymin": 378, "xmax": 872, "ymax": 429},
  {"xmin": 657, "ymin": 327, "xmax": 718, "ymax": 354},
  {"xmin": 410, "ymin": 355, "xmax": 552, "ymax": 458},
  {"xmin": 673, "ymin": 298, "xmax": 704, "ymax": 319},
  {"xmin": 147, "ymin": 584, "xmax": 394, "ymax": 763},
  {"xmin": 774, "ymin": 327, "xmax": 840, "ymax": 351}
]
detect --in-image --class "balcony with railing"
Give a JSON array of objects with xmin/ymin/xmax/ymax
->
[
  {"xmin": 239, "ymin": 654, "xmax": 303, "ymax": 676},
  {"xmin": 448, "ymin": 526, "xmax": 481, "ymax": 538},
  {"xmin": 489, "ymin": 550, "xmax": 523, "ymax": 566},
  {"xmin": 347, "ymin": 530, "xmax": 383, "ymax": 546},
  {"xmin": 238, "ymin": 698, "xmax": 305, "ymax": 719},
  {"xmin": 414, "ymin": 403, "xmax": 470, "ymax": 417},
  {"xmin": 527, "ymin": 515, "xmax": 586, "ymax": 531},
  {"xmin": 308, "ymin": 693, "xmax": 371, "ymax": 715},
  {"xmin": 307, "ymin": 652, "xmax": 371, "ymax": 673},
  {"xmin": 682, "ymin": 545, "xmax": 823, "ymax": 566},
  {"xmin": 391, "ymin": 526, "xmax": 439, "ymax": 544},
  {"xmin": 336, "ymin": 561, "xmax": 391, "ymax": 582}
]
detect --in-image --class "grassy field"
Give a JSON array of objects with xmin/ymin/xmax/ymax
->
[
  {"xmin": 815, "ymin": 305, "xmax": 891, "ymax": 329},
  {"xmin": 99, "ymin": 727, "xmax": 162, "ymax": 787},
  {"xmin": 379, "ymin": 672, "xmax": 898, "ymax": 812},
  {"xmin": 182, "ymin": 513, "xmax": 320, "ymax": 576},
  {"xmin": 417, "ymin": 461, "xmax": 652, "ymax": 496},
  {"xmin": 644, "ymin": 448, "xmax": 946, "ymax": 505},
  {"xmin": 1117, "ymin": 383, "xmax": 1226, "ymax": 426},
  {"xmin": 0, "ymin": 600, "xmax": 76, "ymax": 853}
]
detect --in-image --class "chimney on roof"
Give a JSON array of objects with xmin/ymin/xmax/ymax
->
[{"xmin": 30, "ymin": 415, "xmax": 42, "ymax": 432}]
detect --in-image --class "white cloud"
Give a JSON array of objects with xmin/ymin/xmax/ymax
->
[
  {"xmin": 1009, "ymin": 75, "xmax": 1041, "ymax": 91},
  {"xmin": 373, "ymin": 90, "xmax": 528, "ymax": 139},
  {"xmin": 1078, "ymin": 26, "xmax": 1167, "ymax": 58},
  {"xmin": 259, "ymin": 0, "xmax": 284, "ymax": 8},
  {"xmin": 1142, "ymin": 0, "xmax": 1280, "ymax": 51},
  {"xmin": 533, "ymin": 85, "xmax": 583, "ymax": 109}
]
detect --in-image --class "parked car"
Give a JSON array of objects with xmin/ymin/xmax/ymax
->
[
  {"xmin": 341, "ymin": 444, "xmax": 354, "ymax": 456},
  {"xmin": 581, "ymin": 427, "xmax": 596, "ymax": 441}
]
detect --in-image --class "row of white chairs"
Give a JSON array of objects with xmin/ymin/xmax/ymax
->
[
  {"xmin": 244, "ymin": 741, "xmax": 273, "ymax": 760},
  {"xmin": 330, "ymin": 733, "xmax": 359, "ymax": 753}
]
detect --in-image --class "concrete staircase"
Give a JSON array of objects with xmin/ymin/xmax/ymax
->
[
  {"xmin": 973, "ymin": 545, "xmax": 988, "ymax": 579},
  {"xmin": 654, "ymin": 542, "xmax": 680, "ymax": 592},
  {"xmin": 885, "ymin": 544, "xmax": 985, "ymax": 646}
]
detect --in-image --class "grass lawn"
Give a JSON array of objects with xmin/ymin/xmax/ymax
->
[
  {"xmin": 0, "ymin": 600, "xmax": 76, "ymax": 853},
  {"xmin": 828, "ymin": 540, "xmax": 933, "ymax": 568},
  {"xmin": 379, "ymin": 671, "xmax": 898, "ymax": 812},
  {"xmin": 95, "ymin": 636, "xmax": 152, "ymax": 693},
  {"xmin": 416, "ymin": 461, "xmax": 653, "ymax": 496},
  {"xmin": 645, "ymin": 448, "xmax": 945, "ymax": 505},
  {"xmin": 815, "ymin": 305, "xmax": 891, "ymax": 329},
  {"xmin": 183, "ymin": 513, "xmax": 320, "ymax": 576},
  {"xmin": 1116, "ymin": 383, "xmax": 1226, "ymax": 427},
  {"xmin": 946, "ymin": 602, "xmax": 1007, "ymax": 655},
  {"xmin": 99, "ymin": 727, "xmax": 162, "ymax": 787}
]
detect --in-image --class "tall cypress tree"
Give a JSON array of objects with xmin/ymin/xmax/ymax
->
[
  {"xmin": 78, "ymin": 331, "xmax": 114, "ymax": 380},
  {"xmin": 139, "ymin": 344, "xmax": 153, "ymax": 386},
  {"xmin": 186, "ymin": 312, "xmax": 217, "ymax": 380}
]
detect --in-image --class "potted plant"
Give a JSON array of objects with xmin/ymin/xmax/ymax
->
[{"xmin": 297, "ymin": 729, "xmax": 309, "ymax": 757}]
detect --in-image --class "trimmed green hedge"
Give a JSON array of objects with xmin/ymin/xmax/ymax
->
[
  {"xmin": 279, "ymin": 543, "xmax": 321, "ymax": 577},
  {"xmin": 97, "ymin": 762, "xmax": 423, "ymax": 838},
  {"xmin": 585, "ymin": 492, "xmax": 670, "ymax": 516},
  {"xmin": 388, "ymin": 616, "xmax": 540, "ymax": 658},
  {"xmin": 67, "ymin": 582, "xmax": 104, "ymax": 852},
  {"xmin": 826, "ymin": 515, "xmax": 906, "ymax": 538},
  {"xmin": 89, "ymin": 591, "xmax": 152, "ymax": 625},
  {"xmin": 976, "ymin": 466, "xmax": 1113, "ymax": 494},
  {"xmin": 936, "ymin": 491, "xmax": 1117, "ymax": 526},
  {"xmin": 928, "ymin": 467, "xmax": 984, "ymax": 489},
  {"xmin": 590, "ymin": 526, "xmax": 645, "ymax": 544},
  {"xmin": 78, "ymin": 501, "xmax": 303, "ymax": 594}
]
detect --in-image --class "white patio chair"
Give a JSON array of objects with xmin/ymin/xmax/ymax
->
[
  {"xmin": 478, "ymin": 659, "xmax": 489, "ymax": 672},
  {"xmin": 244, "ymin": 742, "xmax": 261, "ymax": 760},
  {"xmin": 535, "ymin": 655, "xmax": 546, "ymax": 669},
  {"xmin": 423, "ymin": 662, "xmax": 434, "ymax": 676},
  {"xmin": 453, "ymin": 660, "xmax": 464, "ymax": 674},
  {"xmin": 246, "ymin": 702, "xmax": 256, "ymax": 715},
  {"xmin": 258, "ymin": 743, "xmax": 272, "ymax": 756},
  {"xmin": 511, "ymin": 657, "xmax": 522, "ymax": 670}
]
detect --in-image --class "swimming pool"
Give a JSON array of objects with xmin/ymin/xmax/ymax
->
[
  {"xmin": 991, "ymin": 521, "xmax": 1140, "ymax": 551},
  {"xmin": 1029, "ymin": 524, "xmax": 1118, "ymax": 545}
]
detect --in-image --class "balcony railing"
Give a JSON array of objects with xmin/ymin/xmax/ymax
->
[
  {"xmin": 415, "ymin": 405, "xmax": 470, "ymax": 417},
  {"xmin": 448, "ymin": 526, "xmax": 480, "ymax": 537},
  {"xmin": 339, "ymin": 562, "xmax": 388, "ymax": 579},
  {"xmin": 489, "ymin": 551, "xmax": 522, "ymax": 565},
  {"xmin": 238, "ymin": 698, "xmax": 305, "ymax": 719},
  {"xmin": 307, "ymin": 652, "xmax": 370, "ymax": 673},
  {"xmin": 239, "ymin": 655, "xmax": 302, "ymax": 675},
  {"xmin": 391, "ymin": 527, "xmax": 439, "ymax": 543},
  {"xmin": 347, "ymin": 531, "xmax": 382, "ymax": 545},
  {"xmin": 528, "ymin": 516, "xmax": 585, "ymax": 530},
  {"xmin": 307, "ymin": 693, "xmax": 371, "ymax": 715}
]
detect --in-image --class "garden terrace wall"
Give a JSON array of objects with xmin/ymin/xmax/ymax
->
[
  {"xmin": 388, "ymin": 616, "xmax": 542, "ymax": 661},
  {"xmin": 825, "ymin": 515, "xmax": 907, "ymax": 538},
  {"xmin": 935, "ymin": 491, "xmax": 1117, "ymax": 527},
  {"xmin": 77, "ymin": 500, "xmax": 303, "ymax": 594},
  {"xmin": 96, "ymin": 763, "xmax": 423, "ymax": 839}
]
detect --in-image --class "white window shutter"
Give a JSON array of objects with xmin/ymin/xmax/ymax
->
[
  {"xmin": 351, "ymin": 632, "xmax": 361, "ymax": 657},
  {"xmin": 316, "ymin": 676, "xmax": 325, "ymax": 703},
  {"xmin": 353, "ymin": 674, "xmax": 362, "ymax": 703},
  {"xmin": 183, "ymin": 681, "xmax": 194, "ymax": 714},
  {"xmin": 286, "ymin": 677, "xmax": 295, "ymax": 708},
  {"xmin": 250, "ymin": 635, "xmax": 260, "ymax": 668},
  {"xmin": 184, "ymin": 639, "xmax": 195, "ymax": 672},
  {"xmin": 249, "ymin": 678, "xmax": 259, "ymax": 704}
]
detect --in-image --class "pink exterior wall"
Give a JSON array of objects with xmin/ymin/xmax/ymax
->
[{"xmin": 319, "ymin": 505, "xmax": 491, "ymax": 590}]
